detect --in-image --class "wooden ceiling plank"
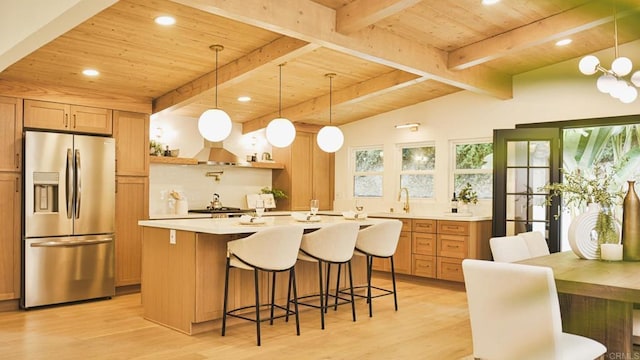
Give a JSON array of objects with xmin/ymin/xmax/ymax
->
[
  {"xmin": 449, "ymin": 1, "xmax": 640, "ymax": 70},
  {"xmin": 242, "ymin": 69, "xmax": 422, "ymax": 133},
  {"xmin": 336, "ymin": 0, "xmax": 422, "ymax": 34},
  {"xmin": 174, "ymin": 0, "xmax": 513, "ymax": 100},
  {"xmin": 153, "ymin": 36, "xmax": 318, "ymax": 113}
]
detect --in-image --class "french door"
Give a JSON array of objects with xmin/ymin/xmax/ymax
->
[{"xmin": 493, "ymin": 128, "xmax": 561, "ymax": 252}]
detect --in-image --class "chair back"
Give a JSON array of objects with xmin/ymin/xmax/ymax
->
[
  {"xmin": 227, "ymin": 225, "xmax": 303, "ymax": 270},
  {"xmin": 518, "ymin": 231, "xmax": 550, "ymax": 257},
  {"xmin": 300, "ymin": 222, "xmax": 360, "ymax": 262},
  {"xmin": 355, "ymin": 220, "xmax": 403, "ymax": 257},
  {"xmin": 462, "ymin": 259, "xmax": 562, "ymax": 360},
  {"xmin": 489, "ymin": 235, "xmax": 531, "ymax": 263}
]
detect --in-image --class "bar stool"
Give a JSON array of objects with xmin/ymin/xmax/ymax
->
[
  {"xmin": 221, "ymin": 225, "xmax": 303, "ymax": 346},
  {"xmin": 289, "ymin": 222, "xmax": 360, "ymax": 329},
  {"xmin": 340, "ymin": 220, "xmax": 403, "ymax": 317}
]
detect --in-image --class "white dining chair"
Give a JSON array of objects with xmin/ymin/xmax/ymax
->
[
  {"xmin": 221, "ymin": 225, "xmax": 304, "ymax": 346},
  {"xmin": 518, "ymin": 231, "xmax": 551, "ymax": 257},
  {"xmin": 489, "ymin": 235, "xmax": 531, "ymax": 263},
  {"xmin": 462, "ymin": 259, "xmax": 607, "ymax": 360},
  {"xmin": 291, "ymin": 222, "xmax": 360, "ymax": 330}
]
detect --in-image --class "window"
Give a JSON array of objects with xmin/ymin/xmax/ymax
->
[
  {"xmin": 353, "ymin": 147, "xmax": 384, "ymax": 197},
  {"xmin": 399, "ymin": 143, "xmax": 435, "ymax": 198},
  {"xmin": 452, "ymin": 140, "xmax": 493, "ymax": 199}
]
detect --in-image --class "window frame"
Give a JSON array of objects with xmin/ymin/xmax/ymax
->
[
  {"xmin": 450, "ymin": 137, "xmax": 493, "ymax": 201},
  {"xmin": 396, "ymin": 141, "xmax": 437, "ymax": 199},
  {"xmin": 351, "ymin": 145, "xmax": 385, "ymax": 198}
]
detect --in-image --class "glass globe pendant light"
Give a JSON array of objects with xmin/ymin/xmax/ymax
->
[
  {"xmin": 198, "ymin": 45, "xmax": 232, "ymax": 142},
  {"xmin": 266, "ymin": 63, "xmax": 296, "ymax": 148},
  {"xmin": 317, "ymin": 73, "xmax": 344, "ymax": 153}
]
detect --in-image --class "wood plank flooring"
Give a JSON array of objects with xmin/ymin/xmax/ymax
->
[{"xmin": 0, "ymin": 275, "xmax": 474, "ymax": 359}]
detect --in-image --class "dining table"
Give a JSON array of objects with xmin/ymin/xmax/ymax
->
[{"xmin": 519, "ymin": 250, "xmax": 640, "ymax": 358}]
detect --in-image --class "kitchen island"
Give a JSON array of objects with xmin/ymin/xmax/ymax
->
[{"xmin": 138, "ymin": 215, "xmax": 392, "ymax": 335}]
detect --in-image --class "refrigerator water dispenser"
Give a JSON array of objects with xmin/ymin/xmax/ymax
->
[{"xmin": 33, "ymin": 172, "xmax": 59, "ymax": 213}]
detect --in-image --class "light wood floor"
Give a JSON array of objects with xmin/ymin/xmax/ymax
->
[{"xmin": 0, "ymin": 275, "xmax": 474, "ymax": 359}]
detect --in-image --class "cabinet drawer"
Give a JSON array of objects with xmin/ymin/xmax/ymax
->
[
  {"xmin": 412, "ymin": 232, "xmax": 435, "ymax": 255},
  {"xmin": 399, "ymin": 218, "xmax": 412, "ymax": 232},
  {"xmin": 437, "ymin": 220, "xmax": 469, "ymax": 235},
  {"xmin": 412, "ymin": 254, "xmax": 435, "ymax": 278},
  {"xmin": 412, "ymin": 219, "xmax": 435, "ymax": 233},
  {"xmin": 437, "ymin": 234, "xmax": 467, "ymax": 259},
  {"xmin": 437, "ymin": 257, "xmax": 463, "ymax": 282}
]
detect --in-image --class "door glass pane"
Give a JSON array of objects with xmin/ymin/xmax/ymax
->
[
  {"xmin": 506, "ymin": 194, "xmax": 516, "ymax": 219},
  {"xmin": 507, "ymin": 141, "xmax": 528, "ymax": 166},
  {"xmin": 506, "ymin": 168, "xmax": 528, "ymax": 193},
  {"xmin": 530, "ymin": 141, "xmax": 550, "ymax": 166},
  {"xmin": 530, "ymin": 168, "xmax": 550, "ymax": 193},
  {"xmin": 530, "ymin": 195, "xmax": 547, "ymax": 221}
]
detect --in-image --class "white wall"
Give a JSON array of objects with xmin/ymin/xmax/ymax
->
[{"xmin": 334, "ymin": 39, "xmax": 640, "ymax": 216}]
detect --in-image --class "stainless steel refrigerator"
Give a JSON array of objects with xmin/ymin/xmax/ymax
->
[{"xmin": 23, "ymin": 131, "xmax": 115, "ymax": 308}]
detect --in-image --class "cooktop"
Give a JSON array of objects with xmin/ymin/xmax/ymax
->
[{"xmin": 189, "ymin": 207, "xmax": 247, "ymax": 214}]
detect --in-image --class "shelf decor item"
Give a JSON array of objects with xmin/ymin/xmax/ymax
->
[
  {"xmin": 622, "ymin": 180, "xmax": 640, "ymax": 261},
  {"xmin": 542, "ymin": 166, "xmax": 623, "ymax": 260},
  {"xmin": 458, "ymin": 182, "xmax": 478, "ymax": 215}
]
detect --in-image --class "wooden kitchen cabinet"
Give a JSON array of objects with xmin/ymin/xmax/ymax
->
[
  {"xmin": 24, "ymin": 99, "xmax": 113, "ymax": 135},
  {"xmin": 272, "ymin": 129, "xmax": 334, "ymax": 211},
  {"xmin": 114, "ymin": 111, "xmax": 149, "ymax": 176},
  {"xmin": 0, "ymin": 173, "xmax": 21, "ymax": 301},
  {"xmin": 0, "ymin": 96, "xmax": 22, "ymax": 172},
  {"xmin": 372, "ymin": 218, "xmax": 412, "ymax": 274},
  {"xmin": 115, "ymin": 176, "xmax": 149, "ymax": 286},
  {"xmin": 412, "ymin": 219, "xmax": 437, "ymax": 278}
]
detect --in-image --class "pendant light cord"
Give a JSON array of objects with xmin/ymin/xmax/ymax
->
[
  {"xmin": 613, "ymin": 1, "xmax": 619, "ymax": 58},
  {"xmin": 278, "ymin": 63, "xmax": 284, "ymax": 117},
  {"xmin": 329, "ymin": 75, "xmax": 333, "ymax": 125},
  {"xmin": 215, "ymin": 47, "xmax": 219, "ymax": 108}
]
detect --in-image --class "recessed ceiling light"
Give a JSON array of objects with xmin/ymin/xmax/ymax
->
[
  {"xmin": 238, "ymin": 96, "xmax": 251, "ymax": 102},
  {"xmin": 555, "ymin": 38, "xmax": 572, "ymax": 46},
  {"xmin": 482, "ymin": 0, "xmax": 500, "ymax": 5},
  {"xmin": 82, "ymin": 69, "xmax": 99, "ymax": 77},
  {"xmin": 154, "ymin": 16, "xmax": 176, "ymax": 26}
]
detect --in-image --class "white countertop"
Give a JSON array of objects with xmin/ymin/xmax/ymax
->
[
  {"xmin": 139, "ymin": 214, "xmax": 392, "ymax": 235},
  {"xmin": 320, "ymin": 211, "xmax": 491, "ymax": 221}
]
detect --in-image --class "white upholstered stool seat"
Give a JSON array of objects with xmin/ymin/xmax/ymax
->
[
  {"xmin": 221, "ymin": 225, "xmax": 303, "ymax": 346},
  {"xmin": 290, "ymin": 222, "xmax": 360, "ymax": 330},
  {"xmin": 462, "ymin": 259, "xmax": 606, "ymax": 360}
]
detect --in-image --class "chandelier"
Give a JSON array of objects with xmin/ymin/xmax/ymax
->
[{"xmin": 578, "ymin": 4, "xmax": 640, "ymax": 103}]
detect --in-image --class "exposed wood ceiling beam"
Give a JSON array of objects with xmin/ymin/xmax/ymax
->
[
  {"xmin": 173, "ymin": 0, "xmax": 513, "ymax": 100},
  {"xmin": 336, "ymin": 0, "xmax": 422, "ymax": 34},
  {"xmin": 153, "ymin": 36, "xmax": 319, "ymax": 113},
  {"xmin": 242, "ymin": 69, "xmax": 424, "ymax": 133},
  {"xmin": 449, "ymin": 1, "xmax": 640, "ymax": 70}
]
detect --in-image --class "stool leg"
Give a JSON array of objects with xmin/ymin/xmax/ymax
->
[
  {"xmin": 221, "ymin": 257, "xmax": 231, "ymax": 336},
  {"xmin": 324, "ymin": 263, "xmax": 331, "ymax": 314},
  {"xmin": 334, "ymin": 263, "xmax": 342, "ymax": 310},
  {"xmin": 348, "ymin": 260, "xmax": 356, "ymax": 322},
  {"xmin": 286, "ymin": 268, "xmax": 293, "ymax": 322},
  {"xmin": 367, "ymin": 255, "xmax": 373, "ymax": 317},
  {"xmin": 318, "ymin": 261, "xmax": 325, "ymax": 330},
  {"xmin": 390, "ymin": 256, "xmax": 398, "ymax": 311},
  {"xmin": 291, "ymin": 267, "xmax": 301, "ymax": 336},
  {"xmin": 254, "ymin": 268, "xmax": 261, "ymax": 346},
  {"xmin": 270, "ymin": 271, "xmax": 276, "ymax": 325}
]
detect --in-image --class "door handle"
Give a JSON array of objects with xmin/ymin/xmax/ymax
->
[
  {"xmin": 75, "ymin": 149, "xmax": 81, "ymax": 219},
  {"xmin": 66, "ymin": 148, "xmax": 73, "ymax": 219}
]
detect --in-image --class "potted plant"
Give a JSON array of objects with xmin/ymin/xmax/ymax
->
[
  {"xmin": 458, "ymin": 182, "xmax": 478, "ymax": 214},
  {"xmin": 260, "ymin": 187, "xmax": 287, "ymax": 209},
  {"xmin": 541, "ymin": 165, "xmax": 624, "ymax": 257}
]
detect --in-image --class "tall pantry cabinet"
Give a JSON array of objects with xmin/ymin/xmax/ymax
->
[
  {"xmin": 0, "ymin": 96, "xmax": 22, "ymax": 303},
  {"xmin": 272, "ymin": 129, "xmax": 334, "ymax": 211},
  {"xmin": 114, "ymin": 111, "xmax": 149, "ymax": 287}
]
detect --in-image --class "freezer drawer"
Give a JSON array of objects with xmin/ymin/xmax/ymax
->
[{"xmin": 23, "ymin": 235, "xmax": 115, "ymax": 308}]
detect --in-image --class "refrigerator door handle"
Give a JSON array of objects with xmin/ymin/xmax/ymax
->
[
  {"xmin": 66, "ymin": 148, "xmax": 73, "ymax": 219},
  {"xmin": 30, "ymin": 237, "xmax": 113, "ymax": 248},
  {"xmin": 75, "ymin": 149, "xmax": 82, "ymax": 219}
]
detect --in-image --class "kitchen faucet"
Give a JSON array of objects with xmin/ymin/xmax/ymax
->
[{"xmin": 398, "ymin": 187, "xmax": 410, "ymax": 213}]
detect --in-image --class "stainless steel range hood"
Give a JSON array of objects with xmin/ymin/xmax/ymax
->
[{"xmin": 194, "ymin": 139, "xmax": 242, "ymax": 165}]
